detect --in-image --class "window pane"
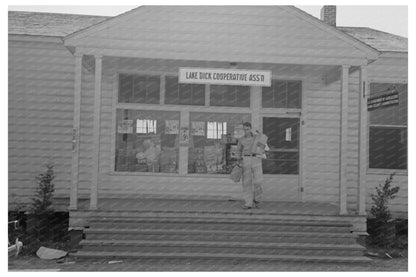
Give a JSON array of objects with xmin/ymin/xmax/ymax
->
[
  {"xmin": 287, "ymin": 81, "xmax": 302, "ymax": 108},
  {"xmin": 165, "ymin": 76, "xmax": 179, "ymax": 104},
  {"xmin": 262, "ymin": 87, "xmax": 274, "ymax": 108},
  {"xmin": 179, "ymin": 84, "xmax": 192, "ymax": 105},
  {"xmin": 210, "ymin": 85, "xmax": 226, "ymax": 106},
  {"xmin": 119, "ymin": 74, "xmax": 160, "ymax": 104},
  {"xmin": 369, "ymin": 83, "xmax": 407, "ymax": 126},
  {"xmin": 236, "ymin": 86, "xmax": 250, "ymax": 107},
  {"xmin": 275, "ymin": 81, "xmax": 287, "ymax": 108},
  {"xmin": 115, "ymin": 109, "xmax": 180, "ymax": 173},
  {"xmin": 133, "ymin": 75, "xmax": 146, "ymax": 103},
  {"xmin": 146, "ymin": 76, "xmax": 160, "ymax": 104},
  {"xmin": 369, "ymin": 127, "xmax": 407, "ymax": 169},
  {"xmin": 165, "ymin": 77, "xmax": 205, "ymax": 106},
  {"xmin": 210, "ymin": 85, "xmax": 250, "ymax": 107},
  {"xmin": 188, "ymin": 112, "xmax": 251, "ymax": 174},
  {"xmin": 118, "ymin": 74, "xmax": 133, "ymax": 103},
  {"xmin": 262, "ymin": 80, "xmax": 302, "ymax": 108},
  {"xmin": 192, "ymin": 84, "xmax": 205, "ymax": 105},
  {"xmin": 262, "ymin": 117, "xmax": 299, "ymax": 174}
]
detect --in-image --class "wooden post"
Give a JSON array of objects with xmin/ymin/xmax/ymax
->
[
  {"xmin": 339, "ymin": 65, "xmax": 350, "ymax": 215},
  {"xmin": 251, "ymin": 86, "xmax": 261, "ymax": 131},
  {"xmin": 178, "ymin": 110, "xmax": 190, "ymax": 175},
  {"xmin": 90, "ymin": 55, "xmax": 103, "ymax": 210},
  {"xmin": 69, "ymin": 52, "xmax": 83, "ymax": 210},
  {"xmin": 358, "ymin": 65, "xmax": 368, "ymax": 215}
]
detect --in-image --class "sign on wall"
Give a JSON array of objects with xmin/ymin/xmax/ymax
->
[
  {"xmin": 179, "ymin": 67, "xmax": 272, "ymax": 87},
  {"xmin": 367, "ymin": 91, "xmax": 399, "ymax": 111}
]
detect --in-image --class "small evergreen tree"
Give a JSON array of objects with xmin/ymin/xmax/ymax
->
[
  {"xmin": 31, "ymin": 163, "xmax": 55, "ymax": 214},
  {"xmin": 28, "ymin": 163, "xmax": 56, "ymax": 243},
  {"xmin": 368, "ymin": 173, "xmax": 400, "ymax": 248}
]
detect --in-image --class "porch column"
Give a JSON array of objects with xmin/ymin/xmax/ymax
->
[
  {"xmin": 90, "ymin": 55, "xmax": 103, "ymax": 210},
  {"xmin": 69, "ymin": 52, "xmax": 83, "ymax": 210},
  {"xmin": 251, "ymin": 86, "xmax": 261, "ymax": 131},
  {"xmin": 178, "ymin": 111, "xmax": 190, "ymax": 175},
  {"xmin": 339, "ymin": 65, "xmax": 350, "ymax": 215},
  {"xmin": 358, "ymin": 65, "xmax": 369, "ymax": 215}
]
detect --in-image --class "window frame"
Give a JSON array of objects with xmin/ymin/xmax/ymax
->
[
  {"xmin": 261, "ymin": 79, "xmax": 303, "ymax": 109},
  {"xmin": 367, "ymin": 80, "xmax": 408, "ymax": 174}
]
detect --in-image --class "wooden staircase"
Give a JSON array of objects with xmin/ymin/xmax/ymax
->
[{"xmin": 71, "ymin": 210, "xmax": 371, "ymax": 263}]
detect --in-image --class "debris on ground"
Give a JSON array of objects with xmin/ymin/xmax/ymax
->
[
  {"xmin": 36, "ymin": 246, "xmax": 67, "ymax": 260},
  {"xmin": 108, "ymin": 260, "xmax": 123, "ymax": 264},
  {"xmin": 366, "ymin": 252, "xmax": 380, "ymax": 257}
]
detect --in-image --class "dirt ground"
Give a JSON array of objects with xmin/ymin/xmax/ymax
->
[{"xmin": 8, "ymin": 255, "xmax": 408, "ymax": 271}]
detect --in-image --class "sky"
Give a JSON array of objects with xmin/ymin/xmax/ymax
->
[{"xmin": 7, "ymin": 5, "xmax": 408, "ymax": 37}]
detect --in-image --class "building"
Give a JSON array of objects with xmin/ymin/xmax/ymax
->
[{"xmin": 9, "ymin": 5, "xmax": 407, "ymax": 235}]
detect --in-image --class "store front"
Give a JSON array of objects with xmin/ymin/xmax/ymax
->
[{"xmin": 61, "ymin": 6, "xmax": 381, "ymax": 215}]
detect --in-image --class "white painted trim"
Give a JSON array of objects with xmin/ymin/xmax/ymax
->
[
  {"xmin": 69, "ymin": 53, "xmax": 83, "ymax": 210},
  {"xmin": 358, "ymin": 65, "xmax": 368, "ymax": 215},
  {"xmin": 90, "ymin": 55, "xmax": 103, "ymax": 210},
  {"xmin": 73, "ymin": 46, "xmax": 370, "ymax": 66},
  {"xmin": 339, "ymin": 65, "xmax": 350, "ymax": 215},
  {"xmin": 8, "ymin": 34, "xmax": 63, "ymax": 43},
  {"xmin": 109, "ymin": 73, "xmax": 118, "ymax": 175}
]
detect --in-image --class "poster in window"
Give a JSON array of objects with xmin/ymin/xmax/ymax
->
[
  {"xmin": 180, "ymin": 127, "xmax": 190, "ymax": 146},
  {"xmin": 165, "ymin": 120, "xmax": 179, "ymax": 134},
  {"xmin": 191, "ymin": 121, "xmax": 205, "ymax": 136},
  {"xmin": 118, "ymin": 120, "xmax": 134, "ymax": 134}
]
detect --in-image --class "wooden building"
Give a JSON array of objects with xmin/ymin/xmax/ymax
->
[{"xmin": 9, "ymin": 6, "xmax": 407, "ymax": 236}]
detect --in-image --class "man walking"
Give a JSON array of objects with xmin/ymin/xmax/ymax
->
[{"xmin": 236, "ymin": 122, "xmax": 267, "ymax": 209}]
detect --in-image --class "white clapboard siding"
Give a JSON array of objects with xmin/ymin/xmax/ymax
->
[
  {"xmin": 364, "ymin": 54, "xmax": 408, "ymax": 216},
  {"xmin": 301, "ymin": 76, "xmax": 341, "ymax": 204},
  {"xmin": 9, "ymin": 38, "xmax": 75, "ymax": 209}
]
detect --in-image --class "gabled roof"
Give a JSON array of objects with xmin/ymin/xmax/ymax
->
[
  {"xmin": 8, "ymin": 8, "xmax": 406, "ymax": 54},
  {"xmin": 338, "ymin": 27, "xmax": 407, "ymax": 53},
  {"xmin": 8, "ymin": 11, "xmax": 107, "ymax": 37}
]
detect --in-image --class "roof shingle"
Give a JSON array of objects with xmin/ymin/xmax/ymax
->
[{"xmin": 8, "ymin": 10, "xmax": 408, "ymax": 53}]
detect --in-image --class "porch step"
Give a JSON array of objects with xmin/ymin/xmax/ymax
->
[
  {"xmin": 88, "ymin": 217, "xmax": 352, "ymax": 233},
  {"xmin": 85, "ymin": 228, "xmax": 358, "ymax": 244},
  {"xmin": 71, "ymin": 206, "xmax": 369, "ymax": 263},
  {"xmin": 78, "ymin": 239, "xmax": 365, "ymax": 256},
  {"xmin": 72, "ymin": 251, "xmax": 372, "ymax": 263}
]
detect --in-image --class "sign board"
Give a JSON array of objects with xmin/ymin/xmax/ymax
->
[
  {"xmin": 367, "ymin": 91, "xmax": 399, "ymax": 111},
  {"xmin": 179, "ymin": 67, "xmax": 271, "ymax": 87},
  {"xmin": 117, "ymin": 120, "xmax": 134, "ymax": 134}
]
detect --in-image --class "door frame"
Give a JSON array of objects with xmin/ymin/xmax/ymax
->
[{"xmin": 259, "ymin": 113, "xmax": 303, "ymax": 201}]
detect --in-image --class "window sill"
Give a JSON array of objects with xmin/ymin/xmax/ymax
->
[{"xmin": 367, "ymin": 168, "xmax": 408, "ymax": 176}]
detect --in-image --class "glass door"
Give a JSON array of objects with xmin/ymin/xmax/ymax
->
[{"xmin": 262, "ymin": 117, "xmax": 300, "ymax": 175}]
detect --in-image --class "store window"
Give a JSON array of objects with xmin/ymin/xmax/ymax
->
[
  {"xmin": 369, "ymin": 83, "xmax": 407, "ymax": 169},
  {"xmin": 262, "ymin": 80, "xmax": 302, "ymax": 108},
  {"xmin": 210, "ymin": 85, "xmax": 250, "ymax": 107},
  {"xmin": 165, "ymin": 76, "xmax": 205, "ymax": 105},
  {"xmin": 115, "ymin": 109, "xmax": 180, "ymax": 173},
  {"xmin": 262, "ymin": 117, "xmax": 299, "ymax": 174},
  {"xmin": 188, "ymin": 112, "xmax": 251, "ymax": 174},
  {"xmin": 118, "ymin": 74, "xmax": 160, "ymax": 104}
]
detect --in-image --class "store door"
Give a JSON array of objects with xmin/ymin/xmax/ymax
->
[{"xmin": 261, "ymin": 117, "xmax": 301, "ymax": 201}]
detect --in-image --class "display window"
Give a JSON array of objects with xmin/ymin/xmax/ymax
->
[
  {"xmin": 115, "ymin": 109, "xmax": 180, "ymax": 173},
  {"xmin": 188, "ymin": 112, "xmax": 251, "ymax": 174}
]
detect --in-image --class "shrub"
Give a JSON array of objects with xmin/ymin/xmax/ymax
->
[{"xmin": 367, "ymin": 173, "xmax": 400, "ymax": 248}]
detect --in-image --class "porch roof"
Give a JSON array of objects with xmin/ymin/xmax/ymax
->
[{"xmin": 9, "ymin": 8, "xmax": 405, "ymax": 62}]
